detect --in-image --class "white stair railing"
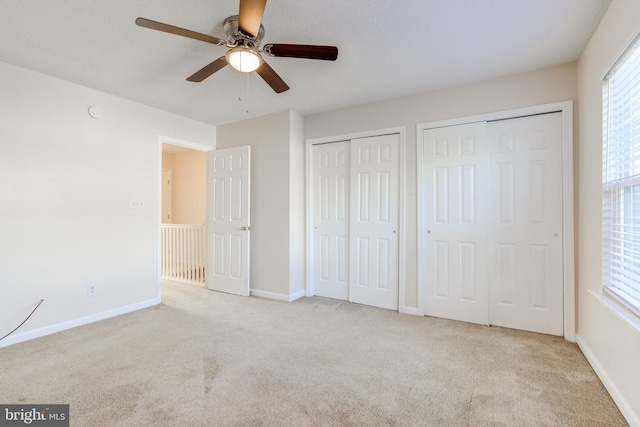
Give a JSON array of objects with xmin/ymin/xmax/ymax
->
[{"xmin": 161, "ymin": 224, "xmax": 206, "ymax": 285}]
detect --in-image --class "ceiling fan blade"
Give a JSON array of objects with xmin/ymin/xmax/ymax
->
[
  {"xmin": 255, "ymin": 61, "xmax": 289, "ymax": 93},
  {"xmin": 136, "ymin": 17, "xmax": 225, "ymax": 45},
  {"xmin": 238, "ymin": 0, "xmax": 267, "ymax": 38},
  {"xmin": 263, "ymin": 44, "xmax": 338, "ymax": 61},
  {"xmin": 187, "ymin": 57, "xmax": 228, "ymax": 82}
]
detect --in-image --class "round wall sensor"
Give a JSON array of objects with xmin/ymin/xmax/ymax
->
[{"xmin": 88, "ymin": 105, "xmax": 103, "ymax": 119}]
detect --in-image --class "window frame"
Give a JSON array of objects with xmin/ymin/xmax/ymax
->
[{"xmin": 602, "ymin": 31, "xmax": 640, "ymax": 317}]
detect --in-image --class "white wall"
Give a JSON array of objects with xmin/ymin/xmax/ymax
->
[
  {"xmin": 0, "ymin": 61, "xmax": 216, "ymax": 347},
  {"xmin": 289, "ymin": 111, "xmax": 306, "ymax": 297},
  {"xmin": 305, "ymin": 63, "xmax": 578, "ymax": 313},
  {"xmin": 216, "ymin": 110, "xmax": 298, "ymax": 299},
  {"xmin": 576, "ymin": 0, "xmax": 640, "ymax": 424}
]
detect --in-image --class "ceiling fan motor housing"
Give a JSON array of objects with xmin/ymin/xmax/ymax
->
[{"xmin": 224, "ymin": 15, "xmax": 265, "ymax": 47}]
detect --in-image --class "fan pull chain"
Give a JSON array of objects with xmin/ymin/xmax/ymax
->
[
  {"xmin": 245, "ymin": 73, "xmax": 250, "ymax": 114},
  {"xmin": 237, "ymin": 71, "xmax": 250, "ymax": 114},
  {"xmin": 238, "ymin": 68, "xmax": 243, "ymax": 102}
]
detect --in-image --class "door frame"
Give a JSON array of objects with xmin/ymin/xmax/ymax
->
[
  {"xmin": 156, "ymin": 135, "xmax": 214, "ymax": 301},
  {"xmin": 416, "ymin": 100, "xmax": 575, "ymax": 341},
  {"xmin": 305, "ymin": 126, "xmax": 409, "ymax": 312}
]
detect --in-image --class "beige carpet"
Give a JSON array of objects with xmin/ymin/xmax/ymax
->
[{"xmin": 0, "ymin": 280, "xmax": 627, "ymax": 426}]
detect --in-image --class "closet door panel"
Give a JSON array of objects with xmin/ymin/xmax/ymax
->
[
  {"xmin": 488, "ymin": 113, "xmax": 564, "ymax": 336},
  {"xmin": 421, "ymin": 123, "xmax": 489, "ymax": 325},
  {"xmin": 312, "ymin": 141, "xmax": 350, "ymax": 300},
  {"xmin": 349, "ymin": 134, "xmax": 400, "ymax": 310}
]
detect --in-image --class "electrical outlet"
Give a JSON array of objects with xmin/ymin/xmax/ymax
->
[
  {"xmin": 87, "ymin": 285, "xmax": 97, "ymax": 297},
  {"xmin": 129, "ymin": 200, "xmax": 145, "ymax": 209}
]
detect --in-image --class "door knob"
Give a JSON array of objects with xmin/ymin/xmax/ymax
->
[{"xmin": 241, "ymin": 226, "xmax": 250, "ymax": 231}]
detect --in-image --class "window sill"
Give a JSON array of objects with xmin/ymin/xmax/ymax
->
[{"xmin": 590, "ymin": 289, "xmax": 640, "ymax": 334}]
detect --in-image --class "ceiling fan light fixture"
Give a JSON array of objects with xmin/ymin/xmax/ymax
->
[{"xmin": 226, "ymin": 46, "xmax": 262, "ymax": 72}]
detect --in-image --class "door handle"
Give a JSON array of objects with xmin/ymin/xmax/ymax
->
[{"xmin": 241, "ymin": 226, "xmax": 250, "ymax": 231}]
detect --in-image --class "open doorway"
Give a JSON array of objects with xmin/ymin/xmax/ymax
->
[
  {"xmin": 158, "ymin": 137, "xmax": 211, "ymax": 291},
  {"xmin": 157, "ymin": 136, "xmax": 252, "ymax": 300}
]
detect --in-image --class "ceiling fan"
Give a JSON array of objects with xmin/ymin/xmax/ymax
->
[{"xmin": 136, "ymin": 0, "xmax": 338, "ymax": 93}]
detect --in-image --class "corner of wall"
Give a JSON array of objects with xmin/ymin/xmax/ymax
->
[{"xmin": 289, "ymin": 109, "xmax": 306, "ymax": 295}]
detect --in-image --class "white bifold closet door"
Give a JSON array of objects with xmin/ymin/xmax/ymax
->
[
  {"xmin": 421, "ymin": 113, "xmax": 563, "ymax": 336},
  {"xmin": 422, "ymin": 122, "xmax": 489, "ymax": 325},
  {"xmin": 349, "ymin": 135, "xmax": 400, "ymax": 310},
  {"xmin": 312, "ymin": 141, "xmax": 350, "ymax": 300},
  {"xmin": 312, "ymin": 134, "xmax": 399, "ymax": 310},
  {"xmin": 488, "ymin": 113, "xmax": 563, "ymax": 336}
]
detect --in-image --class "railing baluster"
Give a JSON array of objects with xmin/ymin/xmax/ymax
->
[
  {"xmin": 164, "ymin": 227, "xmax": 168, "ymax": 279},
  {"xmin": 171, "ymin": 226, "xmax": 176, "ymax": 280},
  {"xmin": 178, "ymin": 227, "xmax": 181, "ymax": 280},
  {"xmin": 171, "ymin": 226, "xmax": 175, "ymax": 280},
  {"xmin": 160, "ymin": 224, "xmax": 206, "ymax": 286},
  {"xmin": 188, "ymin": 227, "xmax": 193, "ymax": 282},
  {"xmin": 198, "ymin": 226, "xmax": 202, "ymax": 282},
  {"xmin": 180, "ymin": 227, "xmax": 184, "ymax": 281},
  {"xmin": 198, "ymin": 227, "xmax": 202, "ymax": 282}
]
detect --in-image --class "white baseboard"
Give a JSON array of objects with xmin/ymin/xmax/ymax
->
[
  {"xmin": 250, "ymin": 289, "xmax": 305, "ymax": 302},
  {"xmin": 0, "ymin": 298, "xmax": 161, "ymax": 349},
  {"xmin": 576, "ymin": 334, "xmax": 640, "ymax": 427},
  {"xmin": 288, "ymin": 290, "xmax": 306, "ymax": 302}
]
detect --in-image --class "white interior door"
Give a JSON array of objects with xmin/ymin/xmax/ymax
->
[
  {"xmin": 349, "ymin": 134, "xmax": 399, "ymax": 310},
  {"xmin": 488, "ymin": 113, "xmax": 563, "ymax": 335},
  {"xmin": 312, "ymin": 141, "xmax": 350, "ymax": 300},
  {"xmin": 422, "ymin": 122, "xmax": 489, "ymax": 325},
  {"xmin": 207, "ymin": 146, "xmax": 251, "ymax": 296}
]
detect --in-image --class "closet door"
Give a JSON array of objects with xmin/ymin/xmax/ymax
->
[
  {"xmin": 349, "ymin": 134, "xmax": 400, "ymax": 310},
  {"xmin": 312, "ymin": 141, "xmax": 350, "ymax": 300},
  {"xmin": 488, "ymin": 113, "xmax": 563, "ymax": 336},
  {"xmin": 419, "ymin": 113, "xmax": 564, "ymax": 335},
  {"xmin": 422, "ymin": 123, "xmax": 489, "ymax": 325}
]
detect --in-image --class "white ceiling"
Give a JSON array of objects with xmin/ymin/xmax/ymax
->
[{"xmin": 0, "ymin": 1, "xmax": 612, "ymax": 126}]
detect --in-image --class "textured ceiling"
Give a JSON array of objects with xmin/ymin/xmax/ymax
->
[{"xmin": 0, "ymin": 0, "xmax": 612, "ymax": 126}]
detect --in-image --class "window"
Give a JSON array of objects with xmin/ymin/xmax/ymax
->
[{"xmin": 603, "ymin": 33, "xmax": 640, "ymax": 316}]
